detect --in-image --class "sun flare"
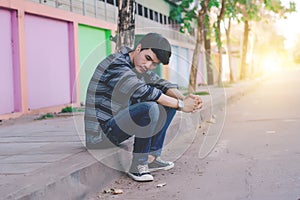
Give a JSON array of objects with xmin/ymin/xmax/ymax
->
[{"xmin": 261, "ymin": 54, "xmax": 282, "ymax": 73}]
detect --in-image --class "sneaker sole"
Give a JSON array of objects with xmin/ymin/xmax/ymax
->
[
  {"xmin": 127, "ymin": 172, "xmax": 154, "ymax": 182},
  {"xmin": 149, "ymin": 162, "xmax": 174, "ymax": 172}
]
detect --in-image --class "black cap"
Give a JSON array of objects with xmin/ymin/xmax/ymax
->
[{"xmin": 139, "ymin": 33, "xmax": 172, "ymax": 65}]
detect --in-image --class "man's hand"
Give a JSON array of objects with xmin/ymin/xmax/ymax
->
[
  {"xmin": 189, "ymin": 94, "xmax": 203, "ymax": 111},
  {"xmin": 156, "ymin": 89, "xmax": 203, "ymax": 112},
  {"xmin": 182, "ymin": 94, "xmax": 203, "ymax": 113}
]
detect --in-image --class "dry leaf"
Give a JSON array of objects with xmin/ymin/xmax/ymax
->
[
  {"xmin": 156, "ymin": 183, "xmax": 167, "ymax": 188},
  {"xmin": 103, "ymin": 188, "xmax": 123, "ymax": 195},
  {"xmin": 111, "ymin": 188, "xmax": 123, "ymax": 195},
  {"xmin": 266, "ymin": 130, "xmax": 276, "ymax": 134}
]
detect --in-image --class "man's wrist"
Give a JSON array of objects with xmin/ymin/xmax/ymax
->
[{"xmin": 177, "ymin": 99, "xmax": 184, "ymax": 111}]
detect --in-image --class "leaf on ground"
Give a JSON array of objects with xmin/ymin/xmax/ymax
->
[
  {"xmin": 103, "ymin": 188, "xmax": 123, "ymax": 195},
  {"xmin": 156, "ymin": 183, "xmax": 167, "ymax": 188}
]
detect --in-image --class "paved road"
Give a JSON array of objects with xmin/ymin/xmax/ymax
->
[{"xmin": 92, "ymin": 68, "xmax": 300, "ymax": 200}]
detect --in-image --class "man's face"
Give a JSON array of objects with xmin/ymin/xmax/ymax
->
[{"xmin": 133, "ymin": 45, "xmax": 161, "ymax": 74}]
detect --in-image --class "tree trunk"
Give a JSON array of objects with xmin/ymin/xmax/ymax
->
[
  {"xmin": 204, "ymin": 30, "xmax": 213, "ymax": 85},
  {"xmin": 225, "ymin": 18, "xmax": 234, "ymax": 82},
  {"xmin": 216, "ymin": 0, "xmax": 225, "ymax": 87},
  {"xmin": 217, "ymin": 36, "xmax": 223, "ymax": 87},
  {"xmin": 115, "ymin": 0, "xmax": 136, "ymax": 51},
  {"xmin": 240, "ymin": 20, "xmax": 249, "ymax": 80},
  {"xmin": 202, "ymin": 0, "xmax": 213, "ymax": 85},
  {"xmin": 188, "ymin": 11, "xmax": 203, "ymax": 93}
]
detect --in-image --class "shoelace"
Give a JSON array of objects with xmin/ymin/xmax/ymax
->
[
  {"xmin": 137, "ymin": 165, "xmax": 150, "ymax": 173},
  {"xmin": 156, "ymin": 157, "xmax": 169, "ymax": 164}
]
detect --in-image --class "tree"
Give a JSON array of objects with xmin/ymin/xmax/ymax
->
[
  {"xmin": 238, "ymin": 0, "xmax": 296, "ymax": 80},
  {"xmin": 203, "ymin": 0, "xmax": 218, "ymax": 86},
  {"xmin": 171, "ymin": 0, "xmax": 295, "ymax": 87},
  {"xmin": 214, "ymin": 0, "xmax": 226, "ymax": 86},
  {"xmin": 170, "ymin": 0, "xmax": 199, "ymax": 92},
  {"xmin": 237, "ymin": 0, "xmax": 261, "ymax": 80},
  {"xmin": 187, "ymin": 1, "xmax": 211, "ymax": 92},
  {"xmin": 224, "ymin": 0, "xmax": 238, "ymax": 82},
  {"xmin": 189, "ymin": 10, "xmax": 204, "ymax": 93},
  {"xmin": 115, "ymin": 0, "xmax": 136, "ymax": 51},
  {"xmin": 170, "ymin": 0, "xmax": 219, "ymax": 92}
]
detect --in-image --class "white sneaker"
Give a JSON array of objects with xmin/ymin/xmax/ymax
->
[
  {"xmin": 148, "ymin": 157, "xmax": 174, "ymax": 172},
  {"xmin": 128, "ymin": 164, "xmax": 154, "ymax": 182}
]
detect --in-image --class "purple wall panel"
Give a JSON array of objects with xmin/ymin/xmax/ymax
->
[
  {"xmin": 25, "ymin": 15, "xmax": 71, "ymax": 109},
  {"xmin": 0, "ymin": 9, "xmax": 15, "ymax": 114}
]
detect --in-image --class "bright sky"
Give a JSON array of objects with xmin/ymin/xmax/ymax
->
[{"xmin": 276, "ymin": 1, "xmax": 300, "ymax": 49}]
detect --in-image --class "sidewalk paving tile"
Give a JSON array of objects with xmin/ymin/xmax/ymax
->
[{"xmin": 0, "ymin": 79, "xmax": 260, "ymax": 199}]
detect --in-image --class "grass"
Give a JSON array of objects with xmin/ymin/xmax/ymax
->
[
  {"xmin": 35, "ymin": 106, "xmax": 84, "ymax": 120},
  {"xmin": 35, "ymin": 113, "xmax": 54, "ymax": 120},
  {"xmin": 193, "ymin": 91, "xmax": 210, "ymax": 96},
  {"xmin": 184, "ymin": 91, "xmax": 210, "ymax": 96},
  {"xmin": 61, "ymin": 106, "xmax": 84, "ymax": 113}
]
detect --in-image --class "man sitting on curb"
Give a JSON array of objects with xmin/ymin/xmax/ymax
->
[{"xmin": 84, "ymin": 33, "xmax": 203, "ymax": 182}]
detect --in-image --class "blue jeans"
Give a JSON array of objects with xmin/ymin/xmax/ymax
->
[{"xmin": 102, "ymin": 102, "xmax": 176, "ymax": 165}]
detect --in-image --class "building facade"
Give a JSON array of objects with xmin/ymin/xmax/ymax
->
[{"xmin": 0, "ymin": 0, "xmax": 206, "ymax": 119}]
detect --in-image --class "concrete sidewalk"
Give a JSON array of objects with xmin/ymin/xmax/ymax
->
[{"xmin": 0, "ymin": 80, "xmax": 261, "ymax": 200}]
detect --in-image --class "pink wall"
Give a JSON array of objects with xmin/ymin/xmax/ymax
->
[
  {"xmin": 0, "ymin": 0, "xmax": 116, "ymax": 119},
  {"xmin": 0, "ymin": 9, "xmax": 15, "ymax": 114},
  {"xmin": 25, "ymin": 14, "xmax": 71, "ymax": 109}
]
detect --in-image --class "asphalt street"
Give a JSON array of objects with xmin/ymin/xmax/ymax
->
[{"xmin": 93, "ymin": 67, "xmax": 300, "ymax": 200}]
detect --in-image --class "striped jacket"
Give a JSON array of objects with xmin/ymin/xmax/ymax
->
[{"xmin": 84, "ymin": 47, "xmax": 178, "ymax": 144}]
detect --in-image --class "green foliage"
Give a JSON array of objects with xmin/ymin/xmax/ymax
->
[
  {"xmin": 184, "ymin": 8, "xmax": 197, "ymax": 21},
  {"xmin": 193, "ymin": 91, "xmax": 210, "ymax": 96},
  {"xmin": 264, "ymin": 0, "xmax": 296, "ymax": 15},
  {"xmin": 61, "ymin": 106, "xmax": 84, "ymax": 113},
  {"xmin": 213, "ymin": 23, "xmax": 221, "ymax": 47},
  {"xmin": 204, "ymin": 13, "xmax": 211, "ymax": 38},
  {"xmin": 36, "ymin": 113, "xmax": 54, "ymax": 120},
  {"xmin": 243, "ymin": 1, "xmax": 261, "ymax": 21},
  {"xmin": 61, "ymin": 106, "xmax": 75, "ymax": 113},
  {"xmin": 169, "ymin": 0, "xmax": 222, "ymax": 35},
  {"xmin": 170, "ymin": 0, "xmax": 197, "ymax": 34},
  {"xmin": 289, "ymin": 1, "xmax": 296, "ymax": 12},
  {"xmin": 171, "ymin": 0, "xmax": 296, "ymax": 34},
  {"xmin": 264, "ymin": 0, "xmax": 287, "ymax": 12},
  {"xmin": 208, "ymin": 0, "xmax": 220, "ymax": 9},
  {"xmin": 225, "ymin": 0, "xmax": 241, "ymax": 23},
  {"xmin": 170, "ymin": 6, "xmax": 183, "ymax": 22},
  {"xmin": 183, "ymin": 91, "xmax": 210, "ymax": 96},
  {"xmin": 235, "ymin": 0, "xmax": 295, "ymax": 22},
  {"xmin": 181, "ymin": 0, "xmax": 194, "ymax": 9}
]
